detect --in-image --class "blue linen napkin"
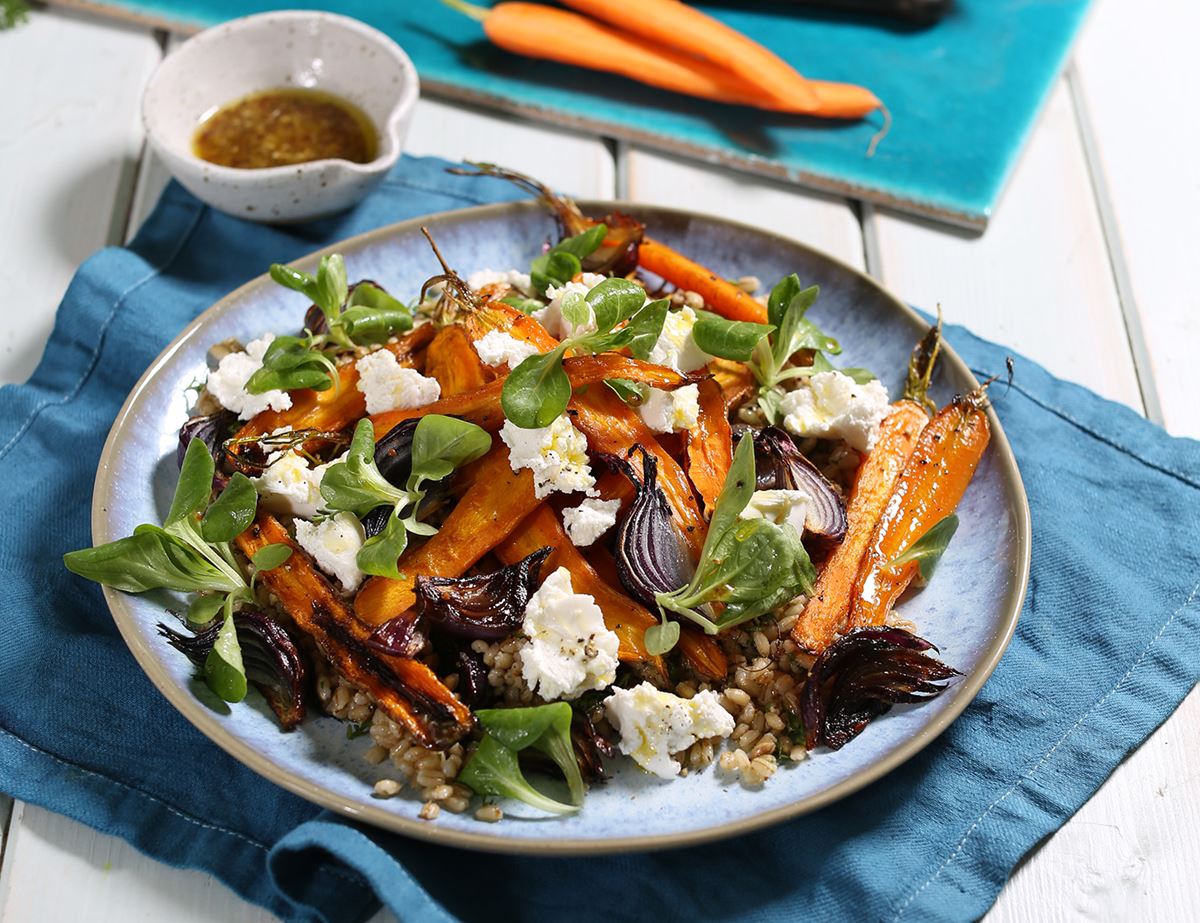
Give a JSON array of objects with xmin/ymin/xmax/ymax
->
[{"xmin": 1, "ymin": 155, "xmax": 1197, "ymax": 923}]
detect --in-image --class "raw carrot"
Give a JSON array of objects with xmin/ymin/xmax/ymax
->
[
  {"xmin": 685, "ymin": 377, "xmax": 734, "ymax": 513},
  {"xmin": 638, "ymin": 239, "xmax": 768, "ymax": 324},
  {"xmin": 238, "ymin": 514, "xmax": 473, "ymax": 748},
  {"xmin": 847, "ymin": 395, "xmax": 992, "ymax": 630},
  {"xmin": 424, "ymin": 324, "xmax": 492, "ymax": 396},
  {"xmin": 495, "ymin": 505, "xmax": 662, "ymax": 668},
  {"xmin": 559, "ymin": 0, "xmax": 819, "ymax": 110},
  {"xmin": 354, "ymin": 445, "xmax": 541, "ymax": 625},
  {"xmin": 234, "ymin": 324, "xmax": 435, "ymax": 440},
  {"xmin": 443, "ymin": 2, "xmax": 879, "ymax": 119},
  {"xmin": 791, "ymin": 401, "xmax": 929, "ymax": 653},
  {"xmin": 368, "ymin": 353, "xmax": 694, "ymax": 439}
]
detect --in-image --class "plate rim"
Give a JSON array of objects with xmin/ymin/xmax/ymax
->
[{"xmin": 94, "ymin": 199, "xmax": 1031, "ymax": 855}]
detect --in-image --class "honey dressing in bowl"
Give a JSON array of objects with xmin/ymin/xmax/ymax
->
[{"xmin": 193, "ymin": 87, "xmax": 376, "ymax": 170}]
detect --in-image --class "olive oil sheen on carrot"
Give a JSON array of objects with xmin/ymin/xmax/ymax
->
[{"xmin": 193, "ymin": 88, "xmax": 376, "ymax": 169}]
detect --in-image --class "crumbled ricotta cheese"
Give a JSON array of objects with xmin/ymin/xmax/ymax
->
[
  {"xmin": 355, "ymin": 349, "xmax": 441, "ymax": 415},
  {"xmin": 532, "ymin": 272, "xmax": 607, "ymax": 339},
  {"xmin": 604, "ymin": 683, "xmax": 735, "ymax": 779},
  {"xmin": 637, "ymin": 384, "xmax": 701, "ymax": 434},
  {"xmin": 561, "ymin": 497, "xmax": 621, "ymax": 547},
  {"xmin": 779, "ymin": 371, "xmax": 890, "ymax": 452},
  {"xmin": 294, "ymin": 512, "xmax": 365, "ymax": 593},
  {"xmin": 472, "ymin": 329, "xmax": 540, "ymax": 369},
  {"xmin": 647, "ymin": 307, "xmax": 711, "ymax": 373},
  {"xmin": 520, "ymin": 567, "xmax": 620, "ymax": 701},
  {"xmin": 499, "ymin": 414, "xmax": 596, "ymax": 499},
  {"xmin": 252, "ymin": 451, "xmax": 328, "ymax": 520},
  {"xmin": 466, "ymin": 268, "xmax": 533, "ymax": 295},
  {"xmin": 206, "ymin": 334, "xmax": 293, "ymax": 421},
  {"xmin": 738, "ymin": 489, "xmax": 810, "ymax": 537}
]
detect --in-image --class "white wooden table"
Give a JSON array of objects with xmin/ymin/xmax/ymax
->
[{"xmin": 1, "ymin": 4, "xmax": 1198, "ymax": 920}]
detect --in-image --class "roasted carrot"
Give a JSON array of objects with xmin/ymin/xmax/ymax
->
[
  {"xmin": 443, "ymin": 2, "xmax": 880, "ymax": 119},
  {"xmin": 560, "ymin": 0, "xmax": 819, "ymax": 109},
  {"xmin": 369, "ymin": 353, "xmax": 694, "ymax": 440},
  {"xmin": 459, "ymin": 298, "xmax": 559, "ymax": 351},
  {"xmin": 354, "ymin": 445, "xmax": 541, "ymax": 625},
  {"xmin": 496, "ymin": 505, "xmax": 661, "ymax": 668},
  {"xmin": 238, "ymin": 514, "xmax": 473, "ymax": 748},
  {"xmin": 846, "ymin": 395, "xmax": 991, "ymax": 630},
  {"xmin": 685, "ymin": 377, "xmax": 734, "ymax": 513},
  {"xmin": 638, "ymin": 239, "xmax": 768, "ymax": 324},
  {"xmin": 709, "ymin": 357, "xmax": 758, "ymax": 410},
  {"xmin": 425, "ymin": 325, "xmax": 492, "ymax": 396},
  {"xmin": 234, "ymin": 324, "xmax": 436, "ymax": 440},
  {"xmin": 571, "ymin": 386, "xmax": 708, "ymax": 560},
  {"xmin": 791, "ymin": 401, "xmax": 929, "ymax": 653},
  {"xmin": 677, "ymin": 627, "xmax": 729, "ymax": 682}
]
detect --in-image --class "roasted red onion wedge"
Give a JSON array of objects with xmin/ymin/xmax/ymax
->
[
  {"xmin": 412, "ymin": 546, "xmax": 552, "ymax": 640},
  {"xmin": 159, "ymin": 607, "xmax": 308, "ymax": 730},
  {"xmin": 749, "ymin": 427, "xmax": 848, "ymax": 541},
  {"xmin": 801, "ymin": 627, "xmax": 959, "ymax": 750},
  {"xmin": 609, "ymin": 447, "xmax": 696, "ymax": 608}
]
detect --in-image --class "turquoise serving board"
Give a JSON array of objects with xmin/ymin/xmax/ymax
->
[{"xmin": 53, "ymin": 0, "xmax": 1091, "ymax": 228}]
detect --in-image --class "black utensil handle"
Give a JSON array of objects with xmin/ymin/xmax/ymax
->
[{"xmin": 787, "ymin": 0, "xmax": 953, "ymax": 24}]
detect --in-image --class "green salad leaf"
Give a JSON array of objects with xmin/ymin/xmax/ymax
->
[
  {"xmin": 500, "ymin": 278, "xmax": 668, "ymax": 429},
  {"xmin": 656, "ymin": 437, "xmax": 815, "ymax": 638},
  {"xmin": 250, "ymin": 543, "xmax": 293, "ymax": 572},
  {"xmin": 889, "ymin": 514, "xmax": 960, "ymax": 585},
  {"xmin": 319, "ymin": 416, "xmax": 492, "ymax": 578},
  {"xmin": 459, "ymin": 703, "xmax": 584, "ymax": 813},
  {"xmin": 529, "ymin": 224, "xmax": 607, "ymax": 295}
]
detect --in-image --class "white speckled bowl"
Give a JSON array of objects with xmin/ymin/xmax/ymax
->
[{"xmin": 141, "ymin": 11, "xmax": 418, "ymax": 223}]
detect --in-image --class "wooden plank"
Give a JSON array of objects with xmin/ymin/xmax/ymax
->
[
  {"xmin": 979, "ymin": 3, "xmax": 1200, "ymax": 920},
  {"xmin": 0, "ymin": 8, "xmax": 160, "ymax": 386},
  {"xmin": 1071, "ymin": 0, "xmax": 1200, "ymax": 438},
  {"xmin": 624, "ymin": 146, "xmax": 865, "ymax": 270},
  {"xmin": 406, "ymin": 95, "xmax": 616, "ymax": 199},
  {"xmin": 867, "ymin": 81, "xmax": 1142, "ymax": 411}
]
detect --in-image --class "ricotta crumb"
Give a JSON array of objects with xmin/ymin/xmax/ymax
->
[
  {"xmin": 499, "ymin": 414, "xmax": 596, "ymax": 499},
  {"xmin": 294, "ymin": 512, "xmax": 365, "ymax": 593},
  {"xmin": 472, "ymin": 329, "xmax": 540, "ymax": 369},
  {"xmin": 779, "ymin": 371, "xmax": 890, "ymax": 452},
  {"xmin": 647, "ymin": 307, "xmax": 711, "ymax": 373},
  {"xmin": 532, "ymin": 272, "xmax": 608, "ymax": 339},
  {"xmin": 637, "ymin": 384, "xmax": 701, "ymax": 434},
  {"xmin": 466, "ymin": 268, "xmax": 533, "ymax": 295},
  {"xmin": 206, "ymin": 334, "xmax": 293, "ymax": 421},
  {"xmin": 520, "ymin": 567, "xmax": 620, "ymax": 701},
  {"xmin": 604, "ymin": 683, "xmax": 735, "ymax": 779},
  {"xmin": 355, "ymin": 349, "xmax": 441, "ymax": 415},
  {"xmin": 738, "ymin": 489, "xmax": 810, "ymax": 537},
  {"xmin": 561, "ymin": 497, "xmax": 621, "ymax": 547},
  {"xmin": 252, "ymin": 451, "xmax": 328, "ymax": 520}
]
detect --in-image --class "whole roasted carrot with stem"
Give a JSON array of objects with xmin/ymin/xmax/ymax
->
[
  {"xmin": 441, "ymin": 2, "xmax": 882, "ymax": 121},
  {"xmin": 238, "ymin": 514, "xmax": 473, "ymax": 748},
  {"xmin": 847, "ymin": 393, "xmax": 992, "ymax": 630},
  {"xmin": 354, "ymin": 445, "xmax": 541, "ymax": 625},
  {"xmin": 685, "ymin": 377, "xmax": 734, "ymax": 513},
  {"xmin": 791, "ymin": 401, "xmax": 929, "ymax": 653},
  {"xmin": 638, "ymin": 239, "xmax": 769, "ymax": 324}
]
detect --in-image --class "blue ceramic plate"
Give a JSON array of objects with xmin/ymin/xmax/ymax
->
[{"xmin": 93, "ymin": 202, "xmax": 1030, "ymax": 854}]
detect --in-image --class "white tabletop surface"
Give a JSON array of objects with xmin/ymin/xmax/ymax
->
[{"xmin": 1, "ymin": 3, "xmax": 1198, "ymax": 920}]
